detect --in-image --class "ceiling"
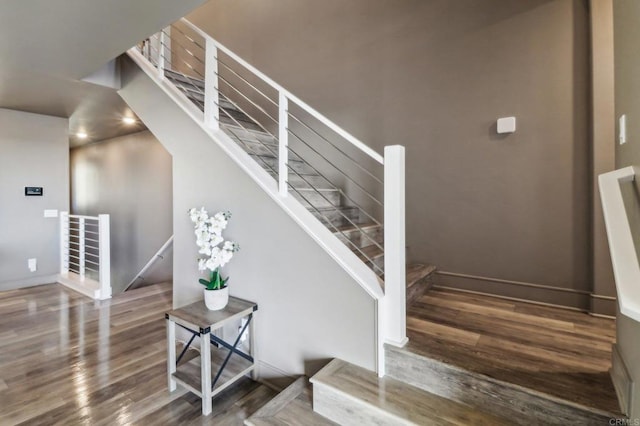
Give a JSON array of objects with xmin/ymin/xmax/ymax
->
[{"xmin": 0, "ymin": 0, "xmax": 206, "ymax": 146}]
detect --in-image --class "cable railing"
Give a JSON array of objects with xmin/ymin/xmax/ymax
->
[
  {"xmin": 131, "ymin": 18, "xmax": 407, "ymax": 347},
  {"xmin": 59, "ymin": 212, "xmax": 111, "ymax": 300}
]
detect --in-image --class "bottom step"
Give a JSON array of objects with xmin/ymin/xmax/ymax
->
[
  {"xmin": 245, "ymin": 377, "xmax": 335, "ymax": 426},
  {"xmin": 310, "ymin": 358, "xmax": 509, "ymax": 425},
  {"xmin": 385, "ymin": 344, "xmax": 623, "ymax": 425}
]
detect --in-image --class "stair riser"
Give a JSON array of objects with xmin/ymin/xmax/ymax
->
[
  {"xmin": 406, "ymin": 275, "xmax": 433, "ymax": 307},
  {"xmin": 165, "ymin": 72, "xmax": 205, "ymax": 90},
  {"xmin": 313, "ymin": 383, "xmax": 407, "ymax": 426},
  {"xmin": 311, "ymin": 208, "xmax": 360, "ymax": 228},
  {"xmin": 334, "ymin": 226, "xmax": 383, "ymax": 249},
  {"xmin": 292, "ymin": 190, "xmax": 340, "ymax": 209},
  {"xmin": 385, "ymin": 347, "xmax": 613, "ymax": 426},
  {"xmin": 268, "ymin": 171, "xmax": 334, "ymax": 191},
  {"xmin": 249, "ymin": 155, "xmax": 314, "ymax": 174}
]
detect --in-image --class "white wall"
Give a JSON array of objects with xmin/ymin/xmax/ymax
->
[
  {"xmin": 119, "ymin": 58, "xmax": 377, "ymax": 376},
  {"xmin": 0, "ymin": 109, "xmax": 69, "ymax": 290},
  {"xmin": 70, "ymin": 130, "xmax": 173, "ymax": 293}
]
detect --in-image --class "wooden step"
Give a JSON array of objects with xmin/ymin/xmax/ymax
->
[
  {"xmin": 292, "ymin": 188, "xmax": 341, "ymax": 209},
  {"xmin": 310, "ymin": 358, "xmax": 509, "ymax": 425},
  {"xmin": 352, "ymin": 244, "xmax": 384, "ymax": 276},
  {"xmin": 247, "ymin": 154, "xmax": 315, "ymax": 175},
  {"xmin": 406, "ymin": 264, "xmax": 436, "ymax": 307},
  {"xmin": 164, "ymin": 69, "xmax": 204, "ymax": 90},
  {"xmin": 385, "ymin": 343, "xmax": 623, "ymax": 425},
  {"xmin": 245, "ymin": 377, "xmax": 336, "ymax": 426},
  {"xmin": 333, "ymin": 222, "xmax": 382, "ymax": 249},
  {"xmin": 310, "ymin": 206, "xmax": 361, "ymax": 228}
]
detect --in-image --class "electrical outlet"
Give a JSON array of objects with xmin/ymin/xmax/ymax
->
[{"xmin": 28, "ymin": 258, "xmax": 37, "ymax": 272}]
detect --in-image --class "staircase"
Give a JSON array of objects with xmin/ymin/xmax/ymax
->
[
  {"xmin": 122, "ymin": 19, "xmax": 625, "ymax": 425},
  {"xmin": 163, "ymin": 69, "xmax": 434, "ymax": 292}
]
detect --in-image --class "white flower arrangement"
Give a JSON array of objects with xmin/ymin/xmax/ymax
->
[{"xmin": 189, "ymin": 207, "xmax": 240, "ymax": 290}]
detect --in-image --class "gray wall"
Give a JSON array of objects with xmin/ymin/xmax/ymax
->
[
  {"xmin": 0, "ymin": 109, "xmax": 69, "ymax": 290},
  {"xmin": 187, "ymin": 0, "xmax": 594, "ymax": 309},
  {"xmin": 119, "ymin": 57, "xmax": 377, "ymax": 376},
  {"xmin": 70, "ymin": 130, "xmax": 173, "ymax": 294},
  {"xmin": 613, "ymin": 0, "xmax": 640, "ymax": 417}
]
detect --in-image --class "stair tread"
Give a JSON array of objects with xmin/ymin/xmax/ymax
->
[
  {"xmin": 352, "ymin": 244, "xmax": 383, "ymax": 261},
  {"xmin": 245, "ymin": 377, "xmax": 336, "ymax": 426},
  {"xmin": 310, "ymin": 359, "xmax": 510, "ymax": 425},
  {"xmin": 398, "ymin": 293, "xmax": 624, "ymax": 418},
  {"xmin": 334, "ymin": 222, "xmax": 381, "ymax": 233},
  {"xmin": 406, "ymin": 264, "xmax": 436, "ymax": 288}
]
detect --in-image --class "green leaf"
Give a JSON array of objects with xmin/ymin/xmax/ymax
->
[{"xmin": 199, "ymin": 278, "xmax": 210, "ymax": 286}]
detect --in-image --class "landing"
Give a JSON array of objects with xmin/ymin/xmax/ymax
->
[{"xmin": 405, "ymin": 288, "xmax": 620, "ymax": 415}]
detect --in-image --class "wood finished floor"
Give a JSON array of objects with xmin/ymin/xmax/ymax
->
[
  {"xmin": 406, "ymin": 288, "xmax": 620, "ymax": 414},
  {"xmin": 0, "ymin": 282, "xmax": 276, "ymax": 425}
]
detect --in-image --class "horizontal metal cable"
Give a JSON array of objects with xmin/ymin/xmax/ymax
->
[
  {"xmin": 161, "ymin": 29, "xmax": 205, "ymax": 67},
  {"xmin": 85, "ymin": 237, "xmax": 99, "ymax": 243},
  {"xmin": 217, "ymin": 75, "xmax": 278, "ymax": 124},
  {"xmin": 283, "ymin": 134, "xmax": 383, "ymax": 231},
  {"xmin": 216, "ymin": 58, "xmax": 277, "ymax": 107},
  {"xmin": 169, "ymin": 24, "xmax": 206, "ymax": 52},
  {"xmin": 148, "ymin": 40, "xmax": 206, "ymax": 83},
  {"xmin": 85, "ymin": 259, "xmax": 100, "ymax": 267},
  {"xmin": 223, "ymin": 121, "xmax": 384, "ymax": 266},
  {"xmin": 287, "ymin": 127, "xmax": 383, "ymax": 207},
  {"xmin": 288, "ymin": 111, "xmax": 382, "ymax": 185},
  {"xmin": 215, "ymin": 92, "xmax": 276, "ymax": 137}
]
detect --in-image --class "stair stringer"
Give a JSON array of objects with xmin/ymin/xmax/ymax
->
[{"xmin": 119, "ymin": 51, "xmax": 385, "ymax": 375}]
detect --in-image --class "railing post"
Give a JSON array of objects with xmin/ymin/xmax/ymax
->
[
  {"xmin": 383, "ymin": 145, "xmax": 407, "ymax": 347},
  {"xmin": 158, "ymin": 30, "xmax": 166, "ymax": 79},
  {"xmin": 60, "ymin": 211, "xmax": 69, "ymax": 275},
  {"xmin": 79, "ymin": 218, "xmax": 86, "ymax": 277},
  {"xmin": 98, "ymin": 214, "xmax": 111, "ymax": 299},
  {"xmin": 278, "ymin": 92, "xmax": 289, "ymax": 196},
  {"xmin": 204, "ymin": 38, "xmax": 219, "ymax": 130}
]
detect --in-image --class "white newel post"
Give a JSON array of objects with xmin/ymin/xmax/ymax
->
[
  {"xmin": 98, "ymin": 214, "xmax": 111, "ymax": 299},
  {"xmin": 79, "ymin": 218, "xmax": 86, "ymax": 277},
  {"xmin": 383, "ymin": 145, "xmax": 407, "ymax": 348},
  {"xmin": 60, "ymin": 212, "xmax": 69, "ymax": 274},
  {"xmin": 204, "ymin": 38, "xmax": 219, "ymax": 130},
  {"xmin": 278, "ymin": 92, "xmax": 289, "ymax": 196}
]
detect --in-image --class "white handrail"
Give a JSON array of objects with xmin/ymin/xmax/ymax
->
[
  {"xmin": 180, "ymin": 18, "xmax": 384, "ymax": 165},
  {"xmin": 599, "ymin": 166, "xmax": 640, "ymax": 322},
  {"xmin": 125, "ymin": 235, "xmax": 174, "ymax": 290}
]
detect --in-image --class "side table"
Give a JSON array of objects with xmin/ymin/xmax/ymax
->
[{"xmin": 165, "ymin": 296, "xmax": 257, "ymax": 415}]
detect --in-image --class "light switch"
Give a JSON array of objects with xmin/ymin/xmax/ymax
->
[
  {"xmin": 28, "ymin": 258, "xmax": 37, "ymax": 272},
  {"xmin": 44, "ymin": 209, "xmax": 58, "ymax": 218},
  {"xmin": 497, "ymin": 117, "xmax": 516, "ymax": 134},
  {"xmin": 619, "ymin": 114, "xmax": 627, "ymax": 145}
]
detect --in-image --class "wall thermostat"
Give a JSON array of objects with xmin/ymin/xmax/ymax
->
[{"xmin": 25, "ymin": 187, "xmax": 43, "ymax": 196}]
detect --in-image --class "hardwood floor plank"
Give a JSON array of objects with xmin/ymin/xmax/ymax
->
[
  {"xmin": 0, "ymin": 282, "xmax": 272, "ymax": 426},
  {"xmin": 406, "ymin": 288, "xmax": 620, "ymax": 415}
]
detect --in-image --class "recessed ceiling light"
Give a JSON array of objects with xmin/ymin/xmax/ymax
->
[
  {"xmin": 122, "ymin": 117, "xmax": 136, "ymax": 125},
  {"xmin": 76, "ymin": 132, "xmax": 88, "ymax": 139}
]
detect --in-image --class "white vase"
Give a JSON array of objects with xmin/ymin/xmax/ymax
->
[{"xmin": 204, "ymin": 287, "xmax": 229, "ymax": 311}]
